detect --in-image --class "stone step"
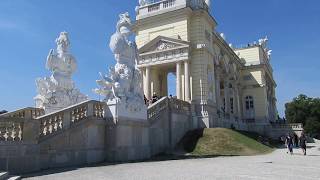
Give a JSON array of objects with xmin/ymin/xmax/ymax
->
[
  {"xmin": 8, "ymin": 176, "xmax": 21, "ymax": 180},
  {"xmin": 0, "ymin": 172, "xmax": 9, "ymax": 180}
]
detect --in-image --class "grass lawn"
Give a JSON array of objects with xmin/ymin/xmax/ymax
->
[{"xmin": 179, "ymin": 128, "xmax": 275, "ymax": 157}]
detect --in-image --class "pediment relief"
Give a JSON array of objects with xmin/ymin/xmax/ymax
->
[{"xmin": 139, "ymin": 36, "xmax": 189, "ymax": 54}]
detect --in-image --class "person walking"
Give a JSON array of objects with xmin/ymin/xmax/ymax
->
[
  {"xmin": 285, "ymin": 133, "xmax": 294, "ymax": 155},
  {"xmin": 299, "ymin": 132, "xmax": 307, "ymax": 156}
]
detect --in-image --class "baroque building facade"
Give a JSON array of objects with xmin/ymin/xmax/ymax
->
[{"xmin": 135, "ymin": 0, "xmax": 277, "ymax": 129}]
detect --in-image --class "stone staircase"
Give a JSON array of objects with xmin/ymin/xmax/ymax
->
[
  {"xmin": 0, "ymin": 97, "xmax": 194, "ymax": 175},
  {"xmin": 0, "ymin": 172, "xmax": 20, "ymax": 180},
  {"xmin": 0, "ymin": 100, "xmax": 106, "ymax": 174}
]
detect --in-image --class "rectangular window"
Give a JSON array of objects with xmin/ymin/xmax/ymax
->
[
  {"xmin": 223, "ymin": 98, "xmax": 226, "ymax": 112},
  {"xmin": 250, "ymin": 101, "xmax": 254, "ymax": 109},
  {"xmin": 246, "ymin": 101, "xmax": 249, "ymax": 110},
  {"xmin": 230, "ymin": 98, "xmax": 234, "ymax": 114}
]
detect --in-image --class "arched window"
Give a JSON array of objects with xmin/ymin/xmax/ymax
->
[{"xmin": 245, "ymin": 96, "xmax": 255, "ymax": 121}]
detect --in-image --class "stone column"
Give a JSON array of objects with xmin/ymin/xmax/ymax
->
[
  {"xmin": 215, "ymin": 70, "xmax": 221, "ymax": 111},
  {"xmin": 235, "ymin": 86, "xmax": 242, "ymax": 120},
  {"xmin": 184, "ymin": 60, "xmax": 190, "ymax": 101},
  {"xmin": 224, "ymin": 79, "xmax": 230, "ymax": 116},
  {"xmin": 146, "ymin": 66, "xmax": 151, "ymax": 99},
  {"xmin": 176, "ymin": 61, "xmax": 182, "ymax": 99}
]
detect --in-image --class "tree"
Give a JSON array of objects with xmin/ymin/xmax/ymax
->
[{"xmin": 285, "ymin": 94, "xmax": 320, "ymax": 136}]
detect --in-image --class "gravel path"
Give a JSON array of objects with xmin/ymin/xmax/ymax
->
[{"xmin": 25, "ymin": 141, "xmax": 320, "ymax": 180}]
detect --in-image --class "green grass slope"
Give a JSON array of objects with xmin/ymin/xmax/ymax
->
[{"xmin": 179, "ymin": 128, "xmax": 274, "ymax": 156}]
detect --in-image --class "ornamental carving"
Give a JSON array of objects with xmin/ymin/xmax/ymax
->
[
  {"xmin": 94, "ymin": 12, "xmax": 145, "ymax": 113},
  {"xmin": 34, "ymin": 32, "xmax": 88, "ymax": 114}
]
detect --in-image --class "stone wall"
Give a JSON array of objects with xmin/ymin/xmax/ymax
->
[
  {"xmin": 149, "ymin": 98, "xmax": 194, "ymax": 155},
  {"xmin": 0, "ymin": 98, "xmax": 195, "ymax": 174},
  {"xmin": 105, "ymin": 119, "xmax": 150, "ymax": 162},
  {"xmin": 39, "ymin": 118, "xmax": 106, "ymax": 170}
]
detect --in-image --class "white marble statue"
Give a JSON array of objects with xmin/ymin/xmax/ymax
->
[
  {"xmin": 34, "ymin": 32, "xmax": 88, "ymax": 113},
  {"xmin": 94, "ymin": 12, "xmax": 145, "ymax": 113},
  {"xmin": 139, "ymin": 0, "xmax": 146, "ymax": 6},
  {"xmin": 205, "ymin": 0, "xmax": 211, "ymax": 7},
  {"xmin": 258, "ymin": 36, "xmax": 272, "ymax": 59}
]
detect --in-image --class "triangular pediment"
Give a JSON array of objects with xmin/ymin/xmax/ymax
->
[{"xmin": 139, "ymin": 36, "xmax": 190, "ymax": 54}]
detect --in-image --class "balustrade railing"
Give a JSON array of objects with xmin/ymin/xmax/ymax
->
[
  {"xmin": 169, "ymin": 98, "xmax": 191, "ymax": 114},
  {"xmin": 137, "ymin": 0, "xmax": 209, "ymax": 19},
  {"xmin": 147, "ymin": 96, "xmax": 191, "ymax": 122},
  {"xmin": 94, "ymin": 102, "xmax": 105, "ymax": 118},
  {"xmin": 39, "ymin": 112, "xmax": 64, "ymax": 138},
  {"xmin": 71, "ymin": 105, "xmax": 88, "ymax": 124},
  {"xmin": 163, "ymin": 0, "xmax": 176, "ymax": 8},
  {"xmin": 148, "ymin": 3, "xmax": 161, "ymax": 12},
  {"xmin": 0, "ymin": 120, "xmax": 23, "ymax": 142},
  {"xmin": 271, "ymin": 123, "xmax": 303, "ymax": 130},
  {"xmin": 37, "ymin": 100, "xmax": 105, "ymax": 139},
  {"xmin": 1, "ymin": 101, "xmax": 106, "ymax": 142},
  {"xmin": 148, "ymin": 97, "xmax": 169, "ymax": 120},
  {"xmin": 0, "ymin": 107, "xmax": 44, "ymax": 119}
]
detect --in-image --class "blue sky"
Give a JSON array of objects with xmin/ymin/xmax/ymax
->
[{"xmin": 0, "ymin": 0, "xmax": 319, "ymax": 117}]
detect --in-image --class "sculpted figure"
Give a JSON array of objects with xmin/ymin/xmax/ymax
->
[
  {"xmin": 94, "ymin": 12, "xmax": 145, "ymax": 112},
  {"xmin": 34, "ymin": 32, "xmax": 87, "ymax": 113},
  {"xmin": 139, "ymin": 0, "xmax": 146, "ymax": 6},
  {"xmin": 258, "ymin": 36, "xmax": 272, "ymax": 59}
]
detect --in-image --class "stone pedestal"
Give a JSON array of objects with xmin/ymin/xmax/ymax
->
[
  {"xmin": 104, "ymin": 100, "xmax": 150, "ymax": 162},
  {"xmin": 105, "ymin": 99, "xmax": 147, "ymax": 121},
  {"xmin": 105, "ymin": 119, "xmax": 150, "ymax": 162}
]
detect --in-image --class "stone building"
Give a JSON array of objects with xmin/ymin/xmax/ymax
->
[
  {"xmin": 135, "ymin": 0, "xmax": 278, "ymax": 130},
  {"xmin": 1, "ymin": 0, "xmax": 299, "ymax": 174}
]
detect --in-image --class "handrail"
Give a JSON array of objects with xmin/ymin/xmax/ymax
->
[
  {"xmin": 37, "ymin": 100, "xmax": 105, "ymax": 140},
  {"xmin": 271, "ymin": 123, "xmax": 303, "ymax": 130},
  {"xmin": 0, "ymin": 107, "xmax": 44, "ymax": 119},
  {"xmin": 148, "ymin": 97, "xmax": 169, "ymax": 120},
  {"xmin": 147, "ymin": 96, "xmax": 191, "ymax": 122}
]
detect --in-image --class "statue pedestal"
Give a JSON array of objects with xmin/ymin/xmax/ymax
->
[
  {"xmin": 105, "ymin": 99, "xmax": 147, "ymax": 121},
  {"xmin": 104, "ymin": 99, "xmax": 150, "ymax": 162}
]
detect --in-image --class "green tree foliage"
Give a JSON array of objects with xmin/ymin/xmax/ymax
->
[{"xmin": 285, "ymin": 94, "xmax": 320, "ymax": 135}]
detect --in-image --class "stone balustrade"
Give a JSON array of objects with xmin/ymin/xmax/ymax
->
[
  {"xmin": 0, "ymin": 100, "xmax": 106, "ymax": 142},
  {"xmin": 39, "ymin": 112, "xmax": 64, "ymax": 138},
  {"xmin": 148, "ymin": 97, "xmax": 169, "ymax": 120},
  {"xmin": 0, "ymin": 107, "xmax": 44, "ymax": 119},
  {"xmin": 137, "ymin": 0, "xmax": 209, "ymax": 18},
  {"xmin": 38, "ymin": 100, "xmax": 106, "ymax": 140},
  {"xmin": 271, "ymin": 123, "xmax": 303, "ymax": 131},
  {"xmin": 137, "ymin": 0, "xmax": 188, "ymax": 19},
  {"xmin": 147, "ymin": 96, "xmax": 191, "ymax": 122},
  {"xmin": 169, "ymin": 98, "xmax": 191, "ymax": 114},
  {"xmin": 0, "ymin": 119, "xmax": 23, "ymax": 142}
]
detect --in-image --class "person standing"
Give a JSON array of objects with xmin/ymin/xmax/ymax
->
[
  {"xmin": 152, "ymin": 92, "xmax": 159, "ymax": 103},
  {"xmin": 299, "ymin": 132, "xmax": 307, "ymax": 156},
  {"xmin": 285, "ymin": 134, "xmax": 294, "ymax": 155}
]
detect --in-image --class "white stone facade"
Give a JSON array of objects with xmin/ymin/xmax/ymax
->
[{"xmin": 135, "ymin": 0, "xmax": 278, "ymax": 130}]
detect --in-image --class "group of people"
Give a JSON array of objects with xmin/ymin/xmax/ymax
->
[
  {"xmin": 284, "ymin": 132, "xmax": 307, "ymax": 156},
  {"xmin": 144, "ymin": 93, "xmax": 160, "ymax": 106},
  {"xmin": 144, "ymin": 93, "xmax": 176, "ymax": 106}
]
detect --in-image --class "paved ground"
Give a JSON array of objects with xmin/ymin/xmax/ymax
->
[{"xmin": 25, "ymin": 141, "xmax": 320, "ymax": 180}]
